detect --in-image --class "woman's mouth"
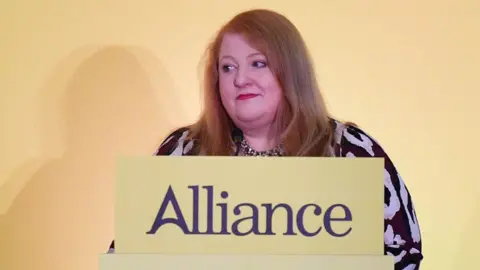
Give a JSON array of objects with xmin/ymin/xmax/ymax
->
[{"xmin": 236, "ymin": 93, "xmax": 259, "ymax": 100}]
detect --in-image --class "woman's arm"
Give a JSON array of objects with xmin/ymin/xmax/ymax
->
[
  {"xmin": 107, "ymin": 127, "xmax": 194, "ymax": 254},
  {"xmin": 338, "ymin": 124, "xmax": 423, "ymax": 270}
]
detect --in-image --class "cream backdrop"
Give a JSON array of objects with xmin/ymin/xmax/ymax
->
[{"xmin": 0, "ymin": 0, "xmax": 478, "ymax": 270}]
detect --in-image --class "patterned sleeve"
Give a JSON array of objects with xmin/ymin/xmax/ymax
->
[
  {"xmin": 107, "ymin": 127, "xmax": 192, "ymax": 254},
  {"xmin": 338, "ymin": 125, "xmax": 423, "ymax": 270}
]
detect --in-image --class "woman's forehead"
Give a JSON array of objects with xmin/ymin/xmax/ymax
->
[{"xmin": 218, "ymin": 33, "xmax": 266, "ymax": 58}]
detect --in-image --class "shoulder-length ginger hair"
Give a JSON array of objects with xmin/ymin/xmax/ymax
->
[{"xmin": 188, "ymin": 9, "xmax": 334, "ymax": 156}]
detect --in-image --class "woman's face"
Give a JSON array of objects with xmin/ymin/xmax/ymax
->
[{"xmin": 218, "ymin": 33, "xmax": 283, "ymax": 130}]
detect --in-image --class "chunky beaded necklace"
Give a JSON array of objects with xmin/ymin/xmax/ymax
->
[{"xmin": 240, "ymin": 139, "xmax": 284, "ymax": 156}]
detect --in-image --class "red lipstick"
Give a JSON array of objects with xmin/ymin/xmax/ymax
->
[{"xmin": 236, "ymin": 94, "xmax": 259, "ymax": 100}]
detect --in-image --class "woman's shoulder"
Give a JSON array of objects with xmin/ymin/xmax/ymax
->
[
  {"xmin": 331, "ymin": 119, "xmax": 388, "ymax": 158},
  {"xmin": 154, "ymin": 126, "xmax": 198, "ymax": 156},
  {"xmin": 158, "ymin": 120, "xmax": 391, "ymax": 158}
]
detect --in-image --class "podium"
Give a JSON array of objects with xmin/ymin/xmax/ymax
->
[{"xmin": 100, "ymin": 156, "xmax": 394, "ymax": 269}]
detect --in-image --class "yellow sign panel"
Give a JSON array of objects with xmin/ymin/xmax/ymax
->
[
  {"xmin": 114, "ymin": 157, "xmax": 384, "ymax": 255},
  {"xmin": 100, "ymin": 254, "xmax": 394, "ymax": 270}
]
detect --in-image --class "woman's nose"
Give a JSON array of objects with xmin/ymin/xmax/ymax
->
[{"xmin": 234, "ymin": 68, "xmax": 253, "ymax": 88}]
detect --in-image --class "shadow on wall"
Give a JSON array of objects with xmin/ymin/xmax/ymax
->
[
  {"xmin": 0, "ymin": 45, "xmax": 183, "ymax": 270},
  {"xmin": 0, "ymin": 46, "xmax": 100, "ymax": 216}
]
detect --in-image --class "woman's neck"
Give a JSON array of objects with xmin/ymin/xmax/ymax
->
[{"xmin": 241, "ymin": 126, "xmax": 279, "ymax": 151}]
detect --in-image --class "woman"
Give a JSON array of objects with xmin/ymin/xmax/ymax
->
[{"xmin": 108, "ymin": 9, "xmax": 423, "ymax": 270}]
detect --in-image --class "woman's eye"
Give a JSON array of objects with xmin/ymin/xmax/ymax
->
[
  {"xmin": 252, "ymin": 60, "xmax": 267, "ymax": 68},
  {"xmin": 222, "ymin": 65, "xmax": 234, "ymax": 72}
]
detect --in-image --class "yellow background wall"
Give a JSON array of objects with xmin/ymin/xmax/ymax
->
[{"xmin": 0, "ymin": 1, "xmax": 478, "ymax": 269}]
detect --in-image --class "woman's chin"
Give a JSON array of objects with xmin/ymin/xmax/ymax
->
[{"xmin": 234, "ymin": 110, "xmax": 267, "ymax": 124}]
